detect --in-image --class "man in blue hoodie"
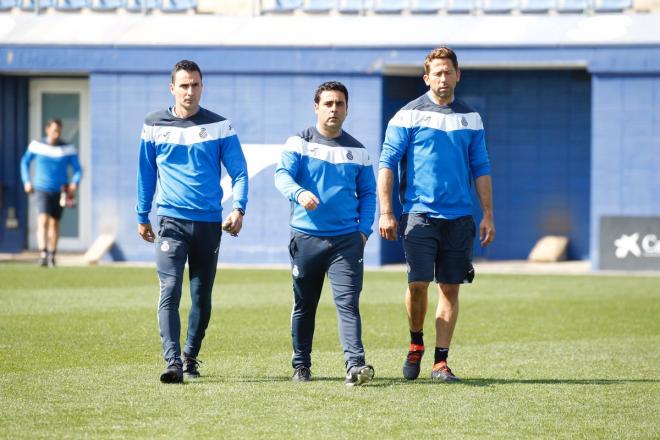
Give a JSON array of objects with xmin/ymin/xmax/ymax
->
[
  {"xmin": 20, "ymin": 118, "xmax": 82, "ymax": 267},
  {"xmin": 136, "ymin": 60, "xmax": 248, "ymax": 384},
  {"xmin": 379, "ymin": 47, "xmax": 495, "ymax": 382},
  {"xmin": 275, "ymin": 81, "xmax": 377, "ymax": 386}
]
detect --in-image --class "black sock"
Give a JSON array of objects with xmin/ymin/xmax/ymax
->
[
  {"xmin": 410, "ymin": 331, "xmax": 424, "ymax": 347},
  {"xmin": 434, "ymin": 347, "xmax": 449, "ymax": 364}
]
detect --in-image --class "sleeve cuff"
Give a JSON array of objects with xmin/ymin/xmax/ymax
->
[{"xmin": 137, "ymin": 213, "xmax": 150, "ymax": 224}]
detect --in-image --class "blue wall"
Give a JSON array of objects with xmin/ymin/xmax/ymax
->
[
  {"xmin": 2, "ymin": 43, "xmax": 660, "ymax": 265},
  {"xmin": 90, "ymin": 72, "xmax": 383, "ymax": 265},
  {"xmin": 591, "ymin": 74, "xmax": 660, "ymax": 268}
]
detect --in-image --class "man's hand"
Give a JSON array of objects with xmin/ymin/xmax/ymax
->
[
  {"xmin": 138, "ymin": 223, "xmax": 156, "ymax": 243},
  {"xmin": 297, "ymin": 191, "xmax": 320, "ymax": 211},
  {"xmin": 379, "ymin": 212, "xmax": 398, "ymax": 241},
  {"xmin": 23, "ymin": 182, "xmax": 33, "ymax": 194},
  {"xmin": 222, "ymin": 209, "xmax": 244, "ymax": 236},
  {"xmin": 67, "ymin": 182, "xmax": 78, "ymax": 194},
  {"xmin": 479, "ymin": 214, "xmax": 495, "ymax": 247}
]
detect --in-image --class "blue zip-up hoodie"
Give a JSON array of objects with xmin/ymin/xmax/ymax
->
[
  {"xmin": 136, "ymin": 106, "xmax": 248, "ymax": 224},
  {"xmin": 379, "ymin": 92, "xmax": 491, "ymax": 218},
  {"xmin": 275, "ymin": 127, "xmax": 376, "ymax": 237},
  {"xmin": 20, "ymin": 139, "xmax": 82, "ymax": 193}
]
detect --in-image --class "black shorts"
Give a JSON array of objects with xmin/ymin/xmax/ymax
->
[
  {"xmin": 400, "ymin": 213, "xmax": 475, "ymax": 285},
  {"xmin": 34, "ymin": 190, "xmax": 64, "ymax": 220}
]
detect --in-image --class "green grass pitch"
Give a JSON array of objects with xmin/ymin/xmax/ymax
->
[{"xmin": 1, "ymin": 264, "xmax": 658, "ymax": 439}]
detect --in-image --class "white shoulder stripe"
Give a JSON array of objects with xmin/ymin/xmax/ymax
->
[
  {"xmin": 28, "ymin": 140, "xmax": 77, "ymax": 157},
  {"xmin": 300, "ymin": 140, "xmax": 371, "ymax": 166},
  {"xmin": 389, "ymin": 109, "xmax": 483, "ymax": 132},
  {"xmin": 143, "ymin": 120, "xmax": 236, "ymax": 145}
]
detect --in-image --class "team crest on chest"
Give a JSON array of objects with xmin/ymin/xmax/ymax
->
[
  {"xmin": 346, "ymin": 150, "xmax": 353, "ymax": 161},
  {"xmin": 199, "ymin": 127, "xmax": 208, "ymax": 139}
]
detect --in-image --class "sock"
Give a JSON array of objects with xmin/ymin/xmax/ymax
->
[
  {"xmin": 410, "ymin": 331, "xmax": 424, "ymax": 347},
  {"xmin": 40, "ymin": 249, "xmax": 48, "ymax": 259},
  {"xmin": 434, "ymin": 347, "xmax": 449, "ymax": 365}
]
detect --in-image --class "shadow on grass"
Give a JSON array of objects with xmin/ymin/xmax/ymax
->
[
  {"xmin": 461, "ymin": 377, "xmax": 660, "ymax": 387},
  {"xmin": 186, "ymin": 375, "xmax": 658, "ymax": 387}
]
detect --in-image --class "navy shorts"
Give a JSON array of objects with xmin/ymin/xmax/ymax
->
[
  {"xmin": 400, "ymin": 213, "xmax": 476, "ymax": 285},
  {"xmin": 34, "ymin": 190, "xmax": 64, "ymax": 220}
]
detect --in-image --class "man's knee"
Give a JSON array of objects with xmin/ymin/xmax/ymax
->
[
  {"xmin": 409, "ymin": 281, "xmax": 430, "ymax": 296},
  {"xmin": 438, "ymin": 283, "xmax": 460, "ymax": 301}
]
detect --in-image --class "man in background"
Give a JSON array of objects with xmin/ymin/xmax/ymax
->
[{"xmin": 20, "ymin": 118, "xmax": 82, "ymax": 267}]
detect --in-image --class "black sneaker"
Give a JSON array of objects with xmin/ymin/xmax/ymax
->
[
  {"xmin": 182, "ymin": 354, "xmax": 201, "ymax": 379},
  {"xmin": 403, "ymin": 344, "xmax": 425, "ymax": 380},
  {"xmin": 345, "ymin": 364, "xmax": 374, "ymax": 386},
  {"xmin": 430, "ymin": 363, "xmax": 460, "ymax": 382},
  {"xmin": 292, "ymin": 366, "xmax": 312, "ymax": 382},
  {"xmin": 39, "ymin": 252, "xmax": 48, "ymax": 267},
  {"xmin": 160, "ymin": 363, "xmax": 183, "ymax": 384},
  {"xmin": 48, "ymin": 255, "xmax": 56, "ymax": 268}
]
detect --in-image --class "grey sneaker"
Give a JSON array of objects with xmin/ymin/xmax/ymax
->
[
  {"xmin": 292, "ymin": 366, "xmax": 312, "ymax": 382},
  {"xmin": 430, "ymin": 363, "xmax": 460, "ymax": 382},
  {"xmin": 160, "ymin": 362, "xmax": 183, "ymax": 384},
  {"xmin": 345, "ymin": 364, "xmax": 374, "ymax": 387},
  {"xmin": 182, "ymin": 354, "xmax": 201, "ymax": 379}
]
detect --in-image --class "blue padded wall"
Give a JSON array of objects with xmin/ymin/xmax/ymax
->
[
  {"xmin": 90, "ymin": 72, "xmax": 383, "ymax": 265},
  {"xmin": 381, "ymin": 69, "xmax": 592, "ymax": 261},
  {"xmin": 591, "ymin": 74, "xmax": 660, "ymax": 268}
]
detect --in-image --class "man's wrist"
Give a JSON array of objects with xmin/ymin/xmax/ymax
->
[
  {"xmin": 233, "ymin": 208, "xmax": 245, "ymax": 216},
  {"xmin": 380, "ymin": 211, "xmax": 393, "ymax": 216}
]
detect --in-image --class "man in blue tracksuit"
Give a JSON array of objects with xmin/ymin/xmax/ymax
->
[
  {"xmin": 378, "ymin": 47, "xmax": 495, "ymax": 382},
  {"xmin": 136, "ymin": 60, "xmax": 248, "ymax": 383},
  {"xmin": 20, "ymin": 118, "xmax": 82, "ymax": 267},
  {"xmin": 275, "ymin": 81, "xmax": 377, "ymax": 386}
]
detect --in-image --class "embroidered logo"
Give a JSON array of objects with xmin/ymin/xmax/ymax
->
[
  {"xmin": 346, "ymin": 150, "xmax": 353, "ymax": 161},
  {"xmin": 199, "ymin": 128, "xmax": 208, "ymax": 139},
  {"xmin": 461, "ymin": 117, "xmax": 468, "ymax": 127},
  {"xmin": 292, "ymin": 265, "xmax": 299, "ymax": 277},
  {"xmin": 160, "ymin": 131, "xmax": 170, "ymax": 140},
  {"xmin": 160, "ymin": 241, "xmax": 170, "ymax": 252}
]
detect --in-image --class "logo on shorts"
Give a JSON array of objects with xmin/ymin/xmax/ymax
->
[
  {"xmin": 292, "ymin": 265, "xmax": 299, "ymax": 277},
  {"xmin": 346, "ymin": 150, "xmax": 353, "ymax": 161},
  {"xmin": 461, "ymin": 117, "xmax": 468, "ymax": 127},
  {"xmin": 160, "ymin": 241, "xmax": 170, "ymax": 252},
  {"xmin": 199, "ymin": 128, "xmax": 208, "ymax": 139}
]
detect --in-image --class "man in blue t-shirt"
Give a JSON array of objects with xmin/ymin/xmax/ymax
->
[
  {"xmin": 275, "ymin": 81, "xmax": 376, "ymax": 386},
  {"xmin": 136, "ymin": 60, "xmax": 248, "ymax": 384},
  {"xmin": 378, "ymin": 47, "xmax": 495, "ymax": 382},
  {"xmin": 20, "ymin": 118, "xmax": 82, "ymax": 267}
]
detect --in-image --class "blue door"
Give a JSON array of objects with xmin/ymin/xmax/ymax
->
[{"xmin": 0, "ymin": 76, "xmax": 29, "ymax": 253}]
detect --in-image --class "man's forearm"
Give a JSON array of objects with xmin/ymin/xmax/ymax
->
[
  {"xmin": 377, "ymin": 168, "xmax": 395, "ymax": 214},
  {"xmin": 475, "ymin": 175, "xmax": 493, "ymax": 217}
]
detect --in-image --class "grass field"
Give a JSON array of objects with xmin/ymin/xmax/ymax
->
[{"xmin": 0, "ymin": 264, "xmax": 659, "ymax": 439}]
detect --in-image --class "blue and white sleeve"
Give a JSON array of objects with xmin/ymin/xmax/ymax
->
[
  {"xmin": 220, "ymin": 131, "xmax": 249, "ymax": 212},
  {"xmin": 356, "ymin": 153, "xmax": 377, "ymax": 237},
  {"xmin": 379, "ymin": 110, "xmax": 411, "ymax": 170},
  {"xmin": 468, "ymin": 115, "xmax": 491, "ymax": 178},
  {"xmin": 20, "ymin": 144, "xmax": 35, "ymax": 185},
  {"xmin": 274, "ymin": 136, "xmax": 305, "ymax": 204},
  {"xmin": 69, "ymin": 153, "xmax": 82, "ymax": 185},
  {"xmin": 135, "ymin": 124, "xmax": 157, "ymax": 224}
]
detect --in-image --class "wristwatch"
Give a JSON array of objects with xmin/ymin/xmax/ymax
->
[{"xmin": 234, "ymin": 208, "xmax": 245, "ymax": 216}]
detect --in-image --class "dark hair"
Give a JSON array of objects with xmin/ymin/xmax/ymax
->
[
  {"xmin": 45, "ymin": 118, "xmax": 62, "ymax": 128},
  {"xmin": 314, "ymin": 81, "xmax": 349, "ymax": 104},
  {"xmin": 171, "ymin": 59, "xmax": 203, "ymax": 83},
  {"xmin": 424, "ymin": 47, "xmax": 459, "ymax": 73}
]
